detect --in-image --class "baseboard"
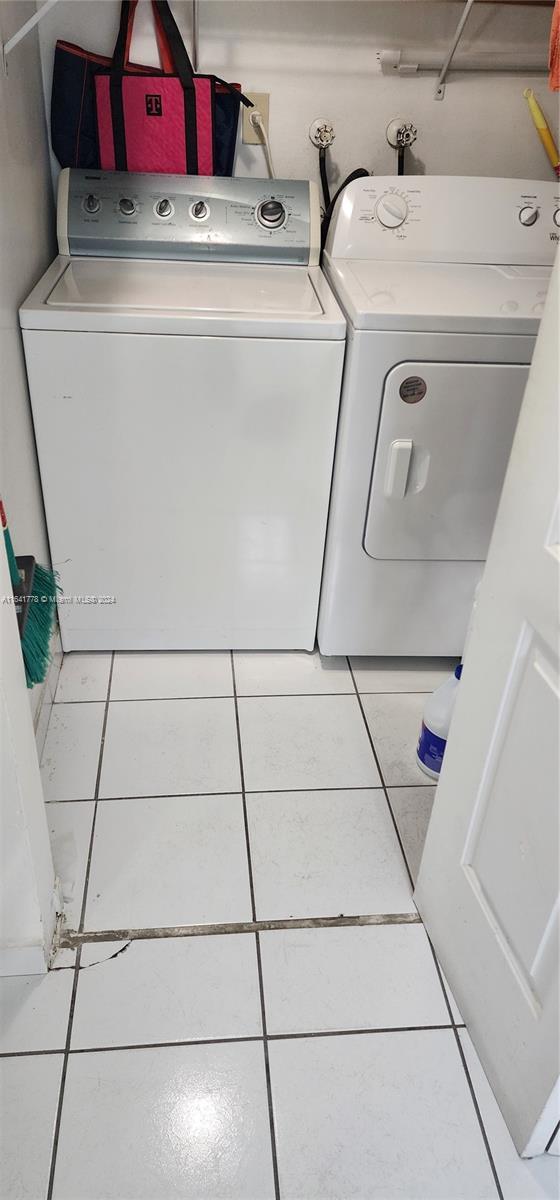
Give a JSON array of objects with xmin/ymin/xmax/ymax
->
[
  {"xmin": 33, "ymin": 626, "xmax": 62, "ymax": 758},
  {"xmin": 0, "ymin": 942, "xmax": 49, "ymax": 977}
]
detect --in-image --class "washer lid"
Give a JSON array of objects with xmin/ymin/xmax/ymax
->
[
  {"xmin": 20, "ymin": 257, "xmax": 345, "ymax": 340},
  {"xmin": 324, "ymin": 258, "xmax": 551, "ymax": 335}
]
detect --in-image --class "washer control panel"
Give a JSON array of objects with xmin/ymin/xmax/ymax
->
[
  {"xmin": 61, "ymin": 170, "xmax": 319, "ymax": 265},
  {"xmin": 326, "ymin": 176, "xmax": 559, "ymax": 266}
]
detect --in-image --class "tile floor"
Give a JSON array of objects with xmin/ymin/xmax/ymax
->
[{"xmin": 2, "ymin": 651, "xmax": 558, "ymax": 1199}]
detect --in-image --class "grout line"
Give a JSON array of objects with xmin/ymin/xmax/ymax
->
[
  {"xmin": 0, "ymin": 1048, "xmax": 65, "ymax": 1059},
  {"xmin": 0, "ymin": 1022, "xmax": 469, "ymax": 1061},
  {"xmin": 46, "ymin": 653, "xmax": 115, "ymax": 1200},
  {"xmin": 44, "ymin": 780, "xmax": 435, "ymax": 807},
  {"xmin": 69, "ymin": 1035, "xmax": 264, "ymax": 1055},
  {"xmin": 426, "ymin": 939, "xmax": 503, "ymax": 1199},
  {"xmin": 545, "ymin": 1120, "xmax": 560, "ymax": 1153},
  {"xmin": 78, "ymin": 653, "xmax": 115, "ymax": 936},
  {"xmin": 346, "ymin": 658, "xmax": 416, "ymax": 893},
  {"xmin": 268, "ymin": 1024, "xmax": 455, "ymax": 1041},
  {"xmin": 45, "ymin": 946, "xmax": 82, "ymax": 1200},
  {"xmin": 452, "ymin": 1023, "xmax": 504, "ymax": 1199},
  {"xmin": 52, "ymin": 688, "xmax": 438, "ymax": 705},
  {"xmin": 231, "ymin": 653, "xmax": 281, "ymax": 1200},
  {"xmin": 59, "ymin": 912, "xmax": 422, "ymax": 949}
]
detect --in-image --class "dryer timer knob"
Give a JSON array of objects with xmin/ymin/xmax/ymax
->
[
  {"xmin": 375, "ymin": 193, "xmax": 408, "ymax": 228},
  {"xmin": 519, "ymin": 205, "xmax": 539, "ymax": 226}
]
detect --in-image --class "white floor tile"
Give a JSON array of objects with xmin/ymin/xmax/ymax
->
[
  {"xmin": 247, "ymin": 790, "xmax": 412, "ymax": 919},
  {"xmin": 362, "ymin": 692, "xmax": 429, "ymax": 786},
  {"xmin": 238, "ymin": 695, "xmax": 380, "ymax": 792},
  {"xmin": 111, "ymin": 651, "xmax": 233, "ymax": 700},
  {"xmin": 99, "ymin": 698, "xmax": 240, "ymax": 798},
  {"xmin": 459, "ymin": 1031, "xmax": 560, "ymax": 1199},
  {"xmin": 389, "ymin": 784, "xmax": 437, "ymax": 882},
  {"xmin": 53, "ymin": 1042, "xmax": 275, "ymax": 1199},
  {"xmin": 48, "ymin": 802, "xmax": 95, "ymax": 931},
  {"xmin": 351, "ymin": 657, "xmax": 458, "ymax": 694},
  {"xmin": 0, "ymin": 1054, "xmax": 63, "ymax": 1200},
  {"xmin": 85, "ymin": 794, "xmax": 252, "ymax": 931},
  {"xmin": 0, "ymin": 965, "xmax": 73, "ymax": 1054},
  {"xmin": 261, "ymin": 923, "xmax": 449, "ymax": 1035},
  {"xmin": 233, "ymin": 651, "xmax": 352, "ymax": 696},
  {"xmin": 269, "ymin": 1030, "xmax": 497, "ymax": 1199},
  {"xmin": 40, "ymin": 703, "xmax": 105, "ymax": 802},
  {"xmin": 55, "ymin": 653, "xmax": 112, "ymax": 703},
  {"xmin": 71, "ymin": 934, "xmax": 262, "ymax": 1048}
]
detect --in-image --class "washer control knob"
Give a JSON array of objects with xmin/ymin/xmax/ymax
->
[
  {"xmin": 519, "ymin": 205, "xmax": 539, "ymax": 226},
  {"xmin": 375, "ymin": 193, "xmax": 408, "ymax": 228},
  {"xmin": 83, "ymin": 193, "xmax": 100, "ymax": 214},
  {"xmin": 191, "ymin": 200, "xmax": 208, "ymax": 220},
  {"xmin": 156, "ymin": 198, "xmax": 172, "ymax": 218},
  {"xmin": 553, "ymin": 208, "xmax": 560, "ymax": 228},
  {"xmin": 257, "ymin": 199, "xmax": 286, "ymax": 228},
  {"xmin": 119, "ymin": 197, "xmax": 136, "ymax": 216}
]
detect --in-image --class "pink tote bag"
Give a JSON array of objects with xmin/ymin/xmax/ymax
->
[{"xmin": 95, "ymin": 1, "xmax": 248, "ymax": 175}]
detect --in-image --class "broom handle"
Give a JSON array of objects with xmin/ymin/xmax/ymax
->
[{"xmin": 0, "ymin": 498, "xmax": 23, "ymax": 590}]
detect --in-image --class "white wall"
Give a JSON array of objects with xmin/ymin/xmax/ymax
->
[
  {"xmin": 0, "ymin": 6, "xmax": 58, "ymax": 975},
  {"xmin": 38, "ymin": 0, "xmax": 556, "ymax": 190},
  {"xmin": 0, "ymin": 535, "xmax": 59, "ymax": 976},
  {"xmin": 0, "ymin": 2, "xmax": 55, "ymax": 567}
]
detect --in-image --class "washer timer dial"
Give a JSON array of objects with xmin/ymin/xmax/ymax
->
[
  {"xmin": 256, "ymin": 199, "xmax": 286, "ymax": 229},
  {"xmin": 376, "ymin": 193, "xmax": 409, "ymax": 229}
]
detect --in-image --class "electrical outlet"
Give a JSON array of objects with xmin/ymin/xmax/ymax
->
[{"xmin": 242, "ymin": 93, "xmax": 270, "ymax": 144}]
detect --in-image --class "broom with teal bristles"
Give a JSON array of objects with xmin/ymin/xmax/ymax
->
[{"xmin": 1, "ymin": 498, "xmax": 58, "ymax": 687}]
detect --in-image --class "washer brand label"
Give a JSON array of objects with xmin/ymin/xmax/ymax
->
[
  {"xmin": 400, "ymin": 376, "xmax": 426, "ymax": 403},
  {"xmin": 146, "ymin": 94, "xmax": 163, "ymax": 117}
]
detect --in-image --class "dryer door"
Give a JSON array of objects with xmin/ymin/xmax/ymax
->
[{"xmin": 364, "ymin": 361, "xmax": 528, "ymax": 561}]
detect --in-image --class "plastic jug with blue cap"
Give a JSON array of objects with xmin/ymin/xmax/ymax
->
[{"xmin": 416, "ymin": 664, "xmax": 463, "ymax": 780}]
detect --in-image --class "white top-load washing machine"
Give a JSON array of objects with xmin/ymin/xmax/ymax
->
[
  {"xmin": 20, "ymin": 169, "xmax": 345, "ymax": 651},
  {"xmin": 318, "ymin": 176, "xmax": 558, "ymax": 657}
]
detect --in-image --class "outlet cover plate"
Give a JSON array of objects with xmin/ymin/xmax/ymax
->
[{"xmin": 242, "ymin": 92, "xmax": 270, "ymax": 144}]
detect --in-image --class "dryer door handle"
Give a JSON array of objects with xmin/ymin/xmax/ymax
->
[{"xmin": 384, "ymin": 439, "xmax": 413, "ymax": 499}]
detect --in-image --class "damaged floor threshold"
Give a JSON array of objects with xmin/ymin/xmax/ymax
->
[{"xmin": 59, "ymin": 911, "xmax": 421, "ymax": 949}]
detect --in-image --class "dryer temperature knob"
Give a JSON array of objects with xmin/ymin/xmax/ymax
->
[{"xmin": 375, "ymin": 193, "xmax": 408, "ymax": 228}]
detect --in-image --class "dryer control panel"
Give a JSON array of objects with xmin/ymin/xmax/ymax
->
[
  {"xmin": 58, "ymin": 170, "xmax": 320, "ymax": 265},
  {"xmin": 326, "ymin": 176, "xmax": 559, "ymax": 266}
]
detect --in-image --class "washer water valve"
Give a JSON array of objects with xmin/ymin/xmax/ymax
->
[
  {"xmin": 309, "ymin": 120, "xmax": 336, "ymax": 148},
  {"xmin": 386, "ymin": 118, "xmax": 418, "ymax": 149}
]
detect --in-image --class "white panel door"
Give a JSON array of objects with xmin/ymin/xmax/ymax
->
[
  {"xmin": 414, "ymin": 263, "xmax": 559, "ymax": 1155},
  {"xmin": 364, "ymin": 361, "xmax": 527, "ymax": 561}
]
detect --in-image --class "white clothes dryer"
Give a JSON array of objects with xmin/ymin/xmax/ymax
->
[
  {"xmin": 20, "ymin": 170, "xmax": 345, "ymax": 651},
  {"xmin": 318, "ymin": 176, "xmax": 558, "ymax": 656}
]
